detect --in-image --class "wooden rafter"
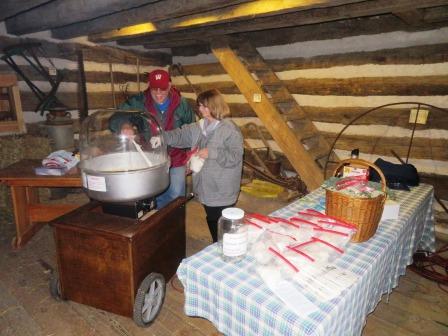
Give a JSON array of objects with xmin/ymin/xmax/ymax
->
[
  {"xmin": 91, "ymin": 0, "xmax": 363, "ymax": 43},
  {"xmin": 211, "ymin": 40, "xmax": 323, "ymax": 191},
  {"xmin": 115, "ymin": 0, "xmax": 448, "ymax": 47},
  {"xmin": 52, "ymin": 0, "xmax": 252, "ymax": 40},
  {"xmin": 4, "ymin": 0, "xmax": 160, "ymax": 35},
  {"xmin": 0, "ymin": 0, "xmax": 49, "ymax": 21},
  {"xmin": 393, "ymin": 9, "xmax": 425, "ymax": 26},
  {"xmin": 424, "ymin": 5, "xmax": 448, "ymax": 22},
  {"xmin": 0, "ymin": 35, "xmax": 170, "ymax": 66},
  {"xmin": 142, "ymin": 14, "xmax": 442, "ymax": 50}
]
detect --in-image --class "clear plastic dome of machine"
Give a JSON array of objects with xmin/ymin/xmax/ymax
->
[{"xmin": 79, "ymin": 109, "xmax": 170, "ymax": 202}]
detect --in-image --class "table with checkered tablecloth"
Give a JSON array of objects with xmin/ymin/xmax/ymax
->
[{"xmin": 177, "ymin": 184, "xmax": 435, "ymax": 336}]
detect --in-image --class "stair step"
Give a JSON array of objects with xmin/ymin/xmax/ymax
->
[
  {"xmin": 255, "ymin": 71, "xmax": 280, "ymax": 84},
  {"xmin": 324, "ymin": 160, "xmax": 340, "ymax": 178},
  {"xmin": 262, "ymin": 83, "xmax": 281, "ymax": 89},
  {"xmin": 301, "ymin": 133, "xmax": 322, "ymax": 148},
  {"xmin": 296, "ymin": 129, "xmax": 316, "ymax": 141},
  {"xmin": 273, "ymin": 99, "xmax": 295, "ymax": 112},
  {"xmin": 300, "ymin": 132, "xmax": 321, "ymax": 143},
  {"xmin": 317, "ymin": 150, "xmax": 340, "ymax": 171},
  {"xmin": 302, "ymin": 133, "xmax": 328, "ymax": 151},
  {"xmin": 307, "ymin": 144, "xmax": 329, "ymax": 161},
  {"xmin": 282, "ymin": 113, "xmax": 306, "ymax": 122},
  {"xmin": 326, "ymin": 152, "xmax": 339, "ymax": 168},
  {"xmin": 235, "ymin": 43, "xmax": 256, "ymax": 54},
  {"xmin": 280, "ymin": 108, "xmax": 307, "ymax": 121},
  {"xmin": 278, "ymin": 105, "xmax": 298, "ymax": 115},
  {"xmin": 269, "ymin": 88, "xmax": 294, "ymax": 102},
  {"xmin": 239, "ymin": 54, "xmax": 264, "ymax": 65},
  {"xmin": 252, "ymin": 67, "xmax": 273, "ymax": 74},
  {"xmin": 315, "ymin": 154, "xmax": 331, "ymax": 170},
  {"xmin": 287, "ymin": 119, "xmax": 316, "ymax": 134},
  {"xmin": 247, "ymin": 64, "xmax": 270, "ymax": 72}
]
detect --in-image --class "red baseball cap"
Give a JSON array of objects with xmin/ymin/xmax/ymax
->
[{"xmin": 148, "ymin": 69, "xmax": 170, "ymax": 90}]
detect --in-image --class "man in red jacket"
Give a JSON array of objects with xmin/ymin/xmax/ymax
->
[{"xmin": 113, "ymin": 69, "xmax": 195, "ymax": 208}]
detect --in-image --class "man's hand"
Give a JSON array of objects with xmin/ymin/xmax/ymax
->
[
  {"xmin": 120, "ymin": 123, "xmax": 136, "ymax": 139},
  {"xmin": 150, "ymin": 136, "xmax": 161, "ymax": 148}
]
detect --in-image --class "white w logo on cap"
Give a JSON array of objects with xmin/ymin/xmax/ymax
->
[{"xmin": 155, "ymin": 74, "xmax": 162, "ymax": 80}]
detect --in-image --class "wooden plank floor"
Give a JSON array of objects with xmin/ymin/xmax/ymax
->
[{"xmin": 0, "ymin": 191, "xmax": 447, "ymax": 335}]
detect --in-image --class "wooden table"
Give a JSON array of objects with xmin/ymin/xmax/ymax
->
[{"xmin": 0, "ymin": 159, "xmax": 82, "ymax": 249}]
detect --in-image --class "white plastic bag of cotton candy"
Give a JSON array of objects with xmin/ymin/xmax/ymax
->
[
  {"xmin": 244, "ymin": 212, "xmax": 359, "ymax": 311},
  {"xmin": 245, "ymin": 212, "xmax": 355, "ymax": 267}
]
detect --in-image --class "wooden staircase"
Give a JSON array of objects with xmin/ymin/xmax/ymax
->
[{"xmin": 211, "ymin": 38, "xmax": 338, "ymax": 190}]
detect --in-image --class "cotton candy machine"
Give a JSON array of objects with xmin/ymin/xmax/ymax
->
[
  {"xmin": 79, "ymin": 109, "xmax": 170, "ymax": 205},
  {"xmin": 49, "ymin": 109, "xmax": 186, "ymax": 327}
]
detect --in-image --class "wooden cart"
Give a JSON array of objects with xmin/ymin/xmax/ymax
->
[{"xmin": 49, "ymin": 197, "xmax": 187, "ymax": 327}]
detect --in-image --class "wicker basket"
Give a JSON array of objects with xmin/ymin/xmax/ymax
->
[{"xmin": 325, "ymin": 159, "xmax": 386, "ymax": 243}]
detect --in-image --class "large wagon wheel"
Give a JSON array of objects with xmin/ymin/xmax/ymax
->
[{"xmin": 133, "ymin": 273, "xmax": 165, "ymax": 327}]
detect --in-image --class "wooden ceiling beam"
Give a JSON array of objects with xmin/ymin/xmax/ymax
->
[
  {"xmin": 91, "ymin": 0, "xmax": 362, "ymax": 43},
  {"xmin": 235, "ymin": 13, "xmax": 432, "ymax": 49},
  {"xmin": 115, "ymin": 0, "xmax": 448, "ymax": 47},
  {"xmin": 51, "ymin": 0, "xmax": 251, "ymax": 40},
  {"xmin": 0, "ymin": 35, "xmax": 170, "ymax": 66},
  {"xmin": 393, "ymin": 9, "xmax": 425, "ymax": 26},
  {"xmin": 424, "ymin": 5, "xmax": 448, "ymax": 22},
  {"xmin": 143, "ymin": 40, "xmax": 207, "ymax": 50},
  {"xmin": 211, "ymin": 40, "xmax": 323, "ymax": 190},
  {"xmin": 0, "ymin": 0, "xmax": 50, "ymax": 21},
  {"xmin": 140, "ymin": 14, "xmax": 436, "ymax": 50},
  {"xmin": 5, "ymin": 0, "xmax": 158, "ymax": 35}
]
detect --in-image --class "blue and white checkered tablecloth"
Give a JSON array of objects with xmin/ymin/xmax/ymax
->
[{"xmin": 177, "ymin": 184, "xmax": 435, "ymax": 336}]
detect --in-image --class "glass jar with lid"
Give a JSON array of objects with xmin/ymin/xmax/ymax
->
[
  {"xmin": 218, "ymin": 208, "xmax": 248, "ymax": 262},
  {"xmin": 79, "ymin": 109, "xmax": 170, "ymax": 202}
]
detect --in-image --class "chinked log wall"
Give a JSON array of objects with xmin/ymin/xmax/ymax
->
[
  {"xmin": 0, "ymin": 35, "xmax": 171, "ymax": 124},
  {"xmin": 170, "ymin": 22, "xmax": 448, "ymax": 202}
]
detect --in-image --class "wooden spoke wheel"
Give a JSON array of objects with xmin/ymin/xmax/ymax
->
[{"xmin": 133, "ymin": 273, "xmax": 165, "ymax": 327}]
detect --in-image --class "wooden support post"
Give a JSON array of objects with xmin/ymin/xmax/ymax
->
[
  {"xmin": 136, "ymin": 57, "xmax": 141, "ymax": 93},
  {"xmin": 77, "ymin": 48, "xmax": 89, "ymax": 123},
  {"xmin": 211, "ymin": 41, "xmax": 323, "ymax": 190},
  {"xmin": 109, "ymin": 62, "xmax": 116, "ymax": 108}
]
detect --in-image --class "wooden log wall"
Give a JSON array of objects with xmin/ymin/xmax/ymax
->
[
  {"xmin": 171, "ymin": 21, "xmax": 448, "ymax": 207},
  {"xmin": 0, "ymin": 33, "xmax": 171, "ymax": 125}
]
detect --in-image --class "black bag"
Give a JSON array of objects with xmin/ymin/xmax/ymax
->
[{"xmin": 370, "ymin": 158, "xmax": 419, "ymax": 190}]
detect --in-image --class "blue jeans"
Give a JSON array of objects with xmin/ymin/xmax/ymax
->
[{"xmin": 156, "ymin": 165, "xmax": 186, "ymax": 209}]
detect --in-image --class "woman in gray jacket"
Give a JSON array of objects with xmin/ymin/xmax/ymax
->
[{"xmin": 155, "ymin": 89, "xmax": 243, "ymax": 242}]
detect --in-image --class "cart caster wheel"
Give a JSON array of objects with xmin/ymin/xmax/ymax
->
[
  {"xmin": 49, "ymin": 274, "xmax": 62, "ymax": 301},
  {"xmin": 133, "ymin": 273, "xmax": 165, "ymax": 327}
]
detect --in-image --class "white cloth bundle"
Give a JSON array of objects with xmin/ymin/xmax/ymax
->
[{"xmin": 189, "ymin": 154, "xmax": 205, "ymax": 173}]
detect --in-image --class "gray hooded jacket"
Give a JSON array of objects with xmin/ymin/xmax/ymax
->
[{"xmin": 163, "ymin": 119, "xmax": 243, "ymax": 206}]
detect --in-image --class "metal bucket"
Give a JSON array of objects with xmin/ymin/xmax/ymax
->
[{"xmin": 45, "ymin": 122, "xmax": 74, "ymax": 150}]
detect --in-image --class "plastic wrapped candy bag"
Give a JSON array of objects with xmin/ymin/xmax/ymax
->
[{"xmin": 42, "ymin": 150, "xmax": 79, "ymax": 170}]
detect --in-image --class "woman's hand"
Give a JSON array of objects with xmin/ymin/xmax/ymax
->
[
  {"xmin": 150, "ymin": 136, "xmax": 161, "ymax": 148},
  {"xmin": 196, "ymin": 148, "xmax": 208, "ymax": 159}
]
